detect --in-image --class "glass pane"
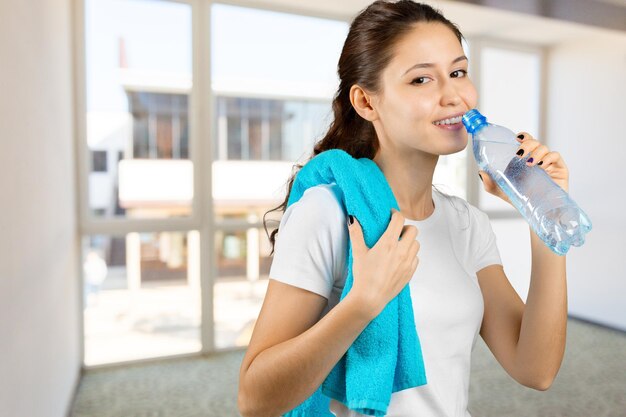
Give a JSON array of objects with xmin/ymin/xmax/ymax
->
[
  {"xmin": 479, "ymin": 46, "xmax": 541, "ymax": 212},
  {"xmin": 209, "ymin": 5, "xmax": 347, "ymax": 274},
  {"xmin": 85, "ymin": 0, "xmax": 193, "ymax": 219},
  {"xmin": 82, "ymin": 231, "xmax": 201, "ymax": 366},
  {"xmin": 209, "ymin": 5, "xmax": 345, "ymax": 350},
  {"xmin": 214, "ymin": 225, "xmax": 273, "ymax": 349},
  {"xmin": 211, "ymin": 4, "xmax": 348, "ymax": 99}
]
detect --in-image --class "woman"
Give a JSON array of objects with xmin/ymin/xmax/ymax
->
[{"xmin": 238, "ymin": 1, "xmax": 568, "ymax": 416}]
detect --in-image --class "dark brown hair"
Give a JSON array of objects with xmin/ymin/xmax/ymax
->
[{"xmin": 263, "ymin": 0, "xmax": 466, "ymax": 256}]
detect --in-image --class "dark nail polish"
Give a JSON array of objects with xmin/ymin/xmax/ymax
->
[
  {"xmin": 517, "ymin": 134, "xmax": 524, "ymax": 140},
  {"xmin": 348, "ymin": 215, "xmax": 354, "ymax": 225},
  {"xmin": 516, "ymin": 149, "xmax": 524, "ymax": 156},
  {"xmin": 538, "ymin": 161, "xmax": 543, "ymax": 166},
  {"xmin": 527, "ymin": 157, "xmax": 534, "ymax": 163},
  {"xmin": 478, "ymin": 173, "xmax": 483, "ymax": 182}
]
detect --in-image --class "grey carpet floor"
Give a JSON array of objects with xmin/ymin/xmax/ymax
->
[{"xmin": 70, "ymin": 317, "xmax": 626, "ymax": 417}]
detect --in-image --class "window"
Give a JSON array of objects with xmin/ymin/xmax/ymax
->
[
  {"xmin": 475, "ymin": 43, "xmax": 543, "ymax": 212},
  {"xmin": 85, "ymin": 0, "xmax": 193, "ymax": 220},
  {"xmin": 215, "ymin": 96, "xmax": 331, "ymax": 161},
  {"xmin": 129, "ymin": 92, "xmax": 189, "ymax": 160},
  {"xmin": 81, "ymin": 0, "xmax": 349, "ymax": 364},
  {"xmin": 82, "ymin": 0, "xmax": 197, "ymax": 366},
  {"xmin": 82, "ymin": 231, "xmax": 201, "ymax": 366},
  {"xmin": 210, "ymin": 4, "xmax": 348, "ymax": 350}
]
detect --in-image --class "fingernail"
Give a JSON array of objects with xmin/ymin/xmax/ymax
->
[
  {"xmin": 347, "ymin": 215, "xmax": 354, "ymax": 226},
  {"xmin": 538, "ymin": 161, "xmax": 543, "ymax": 166},
  {"xmin": 517, "ymin": 134, "xmax": 524, "ymax": 140},
  {"xmin": 516, "ymin": 149, "xmax": 524, "ymax": 156},
  {"xmin": 527, "ymin": 157, "xmax": 534, "ymax": 164},
  {"xmin": 478, "ymin": 173, "xmax": 483, "ymax": 182}
]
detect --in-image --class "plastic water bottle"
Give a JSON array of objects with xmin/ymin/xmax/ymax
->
[{"xmin": 462, "ymin": 109, "xmax": 592, "ymax": 256}]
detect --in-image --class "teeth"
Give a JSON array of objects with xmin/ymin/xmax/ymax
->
[{"xmin": 434, "ymin": 115, "xmax": 462, "ymax": 125}]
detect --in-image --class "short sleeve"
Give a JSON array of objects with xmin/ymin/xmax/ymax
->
[
  {"xmin": 469, "ymin": 205, "xmax": 503, "ymax": 272},
  {"xmin": 268, "ymin": 185, "xmax": 348, "ymax": 300}
]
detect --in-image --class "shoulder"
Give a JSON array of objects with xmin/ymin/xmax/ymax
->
[
  {"xmin": 280, "ymin": 183, "xmax": 347, "ymax": 233},
  {"xmin": 287, "ymin": 183, "xmax": 345, "ymax": 217}
]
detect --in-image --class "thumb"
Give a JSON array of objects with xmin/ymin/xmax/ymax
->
[
  {"xmin": 347, "ymin": 214, "xmax": 366, "ymax": 255},
  {"xmin": 479, "ymin": 170, "xmax": 495, "ymax": 191},
  {"xmin": 479, "ymin": 170, "xmax": 509, "ymax": 203}
]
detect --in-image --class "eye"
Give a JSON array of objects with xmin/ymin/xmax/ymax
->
[
  {"xmin": 451, "ymin": 69, "xmax": 468, "ymax": 78},
  {"xmin": 411, "ymin": 77, "xmax": 430, "ymax": 84}
]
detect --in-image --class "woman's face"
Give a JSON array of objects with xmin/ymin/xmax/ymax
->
[{"xmin": 370, "ymin": 22, "xmax": 477, "ymax": 156}]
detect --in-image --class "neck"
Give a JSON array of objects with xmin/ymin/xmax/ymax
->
[{"xmin": 373, "ymin": 149, "xmax": 438, "ymax": 221}]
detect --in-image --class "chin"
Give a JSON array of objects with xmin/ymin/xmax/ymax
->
[
  {"xmin": 441, "ymin": 137, "xmax": 469, "ymax": 155},
  {"xmin": 440, "ymin": 148, "xmax": 464, "ymax": 156}
]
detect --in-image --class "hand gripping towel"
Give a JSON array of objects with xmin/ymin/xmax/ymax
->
[{"xmin": 282, "ymin": 149, "xmax": 428, "ymax": 417}]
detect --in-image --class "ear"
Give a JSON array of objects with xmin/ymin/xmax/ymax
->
[{"xmin": 349, "ymin": 84, "xmax": 378, "ymax": 122}]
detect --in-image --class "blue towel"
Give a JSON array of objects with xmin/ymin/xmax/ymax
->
[{"xmin": 283, "ymin": 149, "xmax": 428, "ymax": 417}]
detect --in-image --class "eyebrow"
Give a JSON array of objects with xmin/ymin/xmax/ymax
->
[{"xmin": 403, "ymin": 55, "xmax": 468, "ymax": 76}]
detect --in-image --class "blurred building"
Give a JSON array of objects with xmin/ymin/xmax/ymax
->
[{"xmin": 86, "ymin": 38, "xmax": 333, "ymax": 283}]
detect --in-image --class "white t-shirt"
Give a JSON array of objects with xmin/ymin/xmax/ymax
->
[{"xmin": 269, "ymin": 183, "xmax": 503, "ymax": 417}]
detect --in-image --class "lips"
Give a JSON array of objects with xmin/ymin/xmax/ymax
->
[
  {"xmin": 433, "ymin": 113, "xmax": 465, "ymax": 126},
  {"xmin": 434, "ymin": 121, "xmax": 464, "ymax": 131}
]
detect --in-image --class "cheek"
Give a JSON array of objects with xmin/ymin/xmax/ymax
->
[
  {"xmin": 405, "ymin": 99, "xmax": 433, "ymax": 122},
  {"xmin": 463, "ymin": 82, "xmax": 478, "ymax": 108}
]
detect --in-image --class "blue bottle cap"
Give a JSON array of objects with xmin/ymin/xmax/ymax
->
[{"xmin": 462, "ymin": 109, "xmax": 487, "ymax": 134}]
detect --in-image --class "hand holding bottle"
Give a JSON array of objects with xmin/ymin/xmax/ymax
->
[
  {"xmin": 479, "ymin": 132, "xmax": 570, "ymax": 204},
  {"xmin": 463, "ymin": 109, "xmax": 591, "ymax": 256}
]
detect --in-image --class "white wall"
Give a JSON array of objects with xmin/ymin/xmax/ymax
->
[
  {"xmin": 486, "ymin": 31, "xmax": 626, "ymax": 333},
  {"xmin": 0, "ymin": 0, "xmax": 81, "ymax": 416},
  {"xmin": 543, "ymin": 31, "xmax": 626, "ymax": 331}
]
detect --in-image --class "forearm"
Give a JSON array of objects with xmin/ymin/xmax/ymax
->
[
  {"xmin": 516, "ymin": 226, "xmax": 568, "ymax": 389},
  {"xmin": 240, "ymin": 293, "xmax": 376, "ymax": 417}
]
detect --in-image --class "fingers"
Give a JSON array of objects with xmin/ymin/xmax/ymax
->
[
  {"xmin": 398, "ymin": 225, "xmax": 419, "ymax": 257},
  {"xmin": 515, "ymin": 132, "xmax": 546, "ymax": 164},
  {"xmin": 399, "ymin": 224, "xmax": 419, "ymax": 241},
  {"xmin": 515, "ymin": 132, "xmax": 558, "ymax": 170},
  {"xmin": 515, "ymin": 132, "xmax": 539, "ymax": 159},
  {"xmin": 536, "ymin": 151, "xmax": 562, "ymax": 171},
  {"xmin": 478, "ymin": 169, "xmax": 498, "ymax": 194},
  {"xmin": 347, "ymin": 214, "xmax": 366, "ymax": 255},
  {"xmin": 348, "ymin": 209, "xmax": 417, "ymax": 255},
  {"xmin": 386, "ymin": 208, "xmax": 407, "ymax": 243},
  {"xmin": 525, "ymin": 144, "xmax": 549, "ymax": 166},
  {"xmin": 409, "ymin": 243, "xmax": 420, "ymax": 274},
  {"xmin": 516, "ymin": 132, "xmax": 530, "ymax": 142},
  {"xmin": 399, "ymin": 231, "xmax": 420, "ymax": 258}
]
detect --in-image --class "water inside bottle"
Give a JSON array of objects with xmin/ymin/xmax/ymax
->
[{"xmin": 497, "ymin": 155, "xmax": 591, "ymax": 255}]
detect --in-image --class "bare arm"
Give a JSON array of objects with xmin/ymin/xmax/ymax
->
[
  {"xmin": 239, "ymin": 290, "xmax": 377, "ymax": 417},
  {"xmin": 477, "ymin": 136, "xmax": 569, "ymax": 390},
  {"xmin": 515, "ymin": 226, "xmax": 568, "ymax": 390}
]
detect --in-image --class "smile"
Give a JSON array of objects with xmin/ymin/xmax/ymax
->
[
  {"xmin": 433, "ymin": 113, "xmax": 465, "ymax": 131},
  {"xmin": 433, "ymin": 115, "xmax": 463, "ymax": 125}
]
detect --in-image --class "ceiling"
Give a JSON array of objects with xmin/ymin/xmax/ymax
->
[
  {"xmin": 448, "ymin": 0, "xmax": 626, "ymax": 32},
  {"xmin": 217, "ymin": 0, "xmax": 626, "ymax": 46}
]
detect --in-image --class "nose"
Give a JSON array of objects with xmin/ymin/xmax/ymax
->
[{"xmin": 439, "ymin": 78, "xmax": 462, "ymax": 106}]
